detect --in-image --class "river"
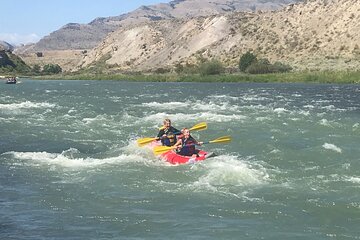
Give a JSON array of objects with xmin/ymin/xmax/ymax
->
[{"xmin": 1, "ymin": 79, "xmax": 359, "ymax": 239}]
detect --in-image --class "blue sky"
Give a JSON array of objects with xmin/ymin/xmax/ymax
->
[{"xmin": 0, "ymin": 0, "xmax": 169, "ymax": 45}]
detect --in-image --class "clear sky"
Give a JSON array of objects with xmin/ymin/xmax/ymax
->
[{"xmin": 0, "ymin": 0, "xmax": 169, "ymax": 45}]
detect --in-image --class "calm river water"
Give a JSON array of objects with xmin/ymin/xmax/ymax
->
[{"xmin": 1, "ymin": 79, "xmax": 359, "ymax": 239}]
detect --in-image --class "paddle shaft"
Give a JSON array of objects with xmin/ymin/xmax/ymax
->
[
  {"xmin": 153, "ymin": 135, "xmax": 231, "ymax": 155},
  {"xmin": 138, "ymin": 122, "xmax": 207, "ymax": 147}
]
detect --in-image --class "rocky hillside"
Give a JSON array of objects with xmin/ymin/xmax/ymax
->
[
  {"xmin": 33, "ymin": 22, "xmax": 117, "ymax": 51},
  {"xmin": 0, "ymin": 41, "xmax": 14, "ymax": 52},
  {"xmin": 79, "ymin": 0, "xmax": 360, "ymax": 71},
  {"xmin": 24, "ymin": 0, "xmax": 302, "ymax": 51},
  {"xmin": 0, "ymin": 50, "xmax": 31, "ymax": 74}
]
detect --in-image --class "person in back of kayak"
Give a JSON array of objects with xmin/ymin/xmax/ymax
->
[
  {"xmin": 156, "ymin": 118, "xmax": 180, "ymax": 146},
  {"xmin": 174, "ymin": 128, "xmax": 203, "ymax": 158}
]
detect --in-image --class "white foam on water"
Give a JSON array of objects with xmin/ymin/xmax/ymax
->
[
  {"xmin": 269, "ymin": 149, "xmax": 281, "ymax": 154},
  {"xmin": 244, "ymin": 106, "xmax": 313, "ymax": 121},
  {"xmin": 68, "ymin": 109, "xmax": 77, "ymax": 114},
  {"xmin": 140, "ymin": 112, "xmax": 246, "ymax": 123},
  {"xmin": 121, "ymin": 140, "xmax": 156, "ymax": 158},
  {"xmin": 303, "ymin": 104, "xmax": 315, "ymax": 109},
  {"xmin": 347, "ymin": 177, "xmax": 360, "ymax": 184},
  {"xmin": 118, "ymin": 112, "xmax": 141, "ymax": 127},
  {"xmin": 273, "ymin": 108, "xmax": 288, "ymax": 114},
  {"xmin": 320, "ymin": 119, "xmax": 342, "ymax": 128},
  {"xmin": 208, "ymin": 94, "xmax": 240, "ymax": 101},
  {"xmin": 45, "ymin": 90, "xmax": 58, "ymax": 93},
  {"xmin": 314, "ymin": 99, "xmax": 331, "ymax": 103},
  {"xmin": 193, "ymin": 155, "xmax": 269, "ymax": 190},
  {"xmin": 0, "ymin": 101, "xmax": 56, "ymax": 110},
  {"xmin": 0, "ymin": 116, "xmax": 16, "ymax": 123},
  {"xmin": 255, "ymin": 116, "xmax": 272, "ymax": 122},
  {"xmin": 3, "ymin": 148, "xmax": 149, "ymax": 169},
  {"xmin": 142, "ymin": 100, "xmax": 240, "ymax": 113},
  {"xmin": 109, "ymin": 96, "xmax": 123, "ymax": 103},
  {"xmin": 319, "ymin": 119, "xmax": 333, "ymax": 127},
  {"xmin": 82, "ymin": 114, "xmax": 112, "ymax": 125},
  {"xmin": 192, "ymin": 101, "xmax": 240, "ymax": 112},
  {"xmin": 321, "ymin": 105, "xmax": 347, "ymax": 112},
  {"xmin": 138, "ymin": 93, "xmax": 169, "ymax": 98},
  {"xmin": 241, "ymin": 104, "xmax": 269, "ymax": 112},
  {"xmin": 142, "ymin": 101, "xmax": 188, "ymax": 109},
  {"xmin": 298, "ymin": 110, "xmax": 310, "ymax": 116},
  {"xmin": 241, "ymin": 95, "xmax": 269, "ymax": 101},
  {"xmin": 322, "ymin": 143, "xmax": 342, "ymax": 153}
]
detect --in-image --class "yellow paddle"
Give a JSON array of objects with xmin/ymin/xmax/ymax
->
[
  {"xmin": 153, "ymin": 135, "xmax": 232, "ymax": 155},
  {"xmin": 136, "ymin": 122, "xmax": 207, "ymax": 147},
  {"xmin": 207, "ymin": 135, "xmax": 232, "ymax": 144},
  {"xmin": 158, "ymin": 121, "xmax": 207, "ymax": 131},
  {"xmin": 188, "ymin": 122, "xmax": 207, "ymax": 131}
]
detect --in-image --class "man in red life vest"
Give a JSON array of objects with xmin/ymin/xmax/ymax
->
[{"xmin": 174, "ymin": 128, "xmax": 203, "ymax": 159}]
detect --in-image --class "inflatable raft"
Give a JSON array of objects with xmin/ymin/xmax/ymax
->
[{"xmin": 150, "ymin": 141, "xmax": 215, "ymax": 165}]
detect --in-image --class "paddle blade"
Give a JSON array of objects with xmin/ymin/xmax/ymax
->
[
  {"xmin": 209, "ymin": 135, "xmax": 232, "ymax": 144},
  {"xmin": 189, "ymin": 122, "xmax": 207, "ymax": 132},
  {"xmin": 153, "ymin": 145, "xmax": 176, "ymax": 155},
  {"xmin": 137, "ymin": 137, "xmax": 157, "ymax": 147}
]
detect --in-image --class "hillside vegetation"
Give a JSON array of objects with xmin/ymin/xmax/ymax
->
[{"xmin": 0, "ymin": 50, "xmax": 31, "ymax": 74}]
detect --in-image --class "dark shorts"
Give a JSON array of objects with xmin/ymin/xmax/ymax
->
[{"xmin": 177, "ymin": 149, "xmax": 200, "ymax": 157}]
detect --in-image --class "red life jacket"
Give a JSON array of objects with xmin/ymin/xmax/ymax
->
[{"xmin": 178, "ymin": 136, "xmax": 197, "ymax": 156}]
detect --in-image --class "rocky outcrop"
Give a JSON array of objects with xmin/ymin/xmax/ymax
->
[
  {"xmin": 0, "ymin": 41, "xmax": 14, "ymax": 52},
  {"xmin": 33, "ymin": 22, "xmax": 118, "ymax": 51},
  {"xmin": 79, "ymin": 16, "xmax": 232, "ymax": 71}
]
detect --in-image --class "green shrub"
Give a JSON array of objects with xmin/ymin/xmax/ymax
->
[
  {"xmin": 246, "ymin": 61, "xmax": 292, "ymax": 74},
  {"xmin": 199, "ymin": 59, "xmax": 224, "ymax": 75},
  {"xmin": 272, "ymin": 61, "xmax": 292, "ymax": 73},
  {"xmin": 154, "ymin": 67, "xmax": 170, "ymax": 74},
  {"xmin": 239, "ymin": 51, "xmax": 257, "ymax": 72},
  {"xmin": 174, "ymin": 63, "xmax": 184, "ymax": 74},
  {"xmin": 42, "ymin": 64, "xmax": 62, "ymax": 74},
  {"xmin": 180, "ymin": 63, "xmax": 200, "ymax": 75},
  {"xmin": 32, "ymin": 64, "xmax": 41, "ymax": 74},
  {"xmin": 246, "ymin": 62, "xmax": 272, "ymax": 74}
]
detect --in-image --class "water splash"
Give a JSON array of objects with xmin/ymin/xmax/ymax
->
[{"xmin": 322, "ymin": 143, "xmax": 342, "ymax": 153}]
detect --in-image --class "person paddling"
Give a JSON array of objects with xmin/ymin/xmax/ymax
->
[
  {"xmin": 174, "ymin": 128, "xmax": 203, "ymax": 159},
  {"xmin": 156, "ymin": 118, "xmax": 180, "ymax": 147}
]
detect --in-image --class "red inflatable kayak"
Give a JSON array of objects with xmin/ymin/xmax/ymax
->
[{"xmin": 150, "ymin": 141, "xmax": 215, "ymax": 165}]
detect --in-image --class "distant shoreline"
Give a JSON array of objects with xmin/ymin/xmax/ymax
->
[{"xmin": 28, "ymin": 71, "xmax": 360, "ymax": 84}]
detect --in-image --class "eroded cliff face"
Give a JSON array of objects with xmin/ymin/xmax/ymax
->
[
  {"xmin": 79, "ymin": 0, "xmax": 360, "ymax": 72},
  {"xmin": 79, "ymin": 16, "xmax": 231, "ymax": 71}
]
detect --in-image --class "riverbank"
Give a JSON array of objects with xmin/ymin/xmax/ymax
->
[{"xmin": 30, "ymin": 70, "xmax": 360, "ymax": 84}]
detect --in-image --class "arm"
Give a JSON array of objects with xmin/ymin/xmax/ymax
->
[
  {"xmin": 190, "ymin": 136, "xmax": 203, "ymax": 146},
  {"xmin": 157, "ymin": 129, "xmax": 165, "ymax": 138},
  {"xmin": 174, "ymin": 139, "xmax": 182, "ymax": 148},
  {"xmin": 173, "ymin": 127, "xmax": 181, "ymax": 135}
]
